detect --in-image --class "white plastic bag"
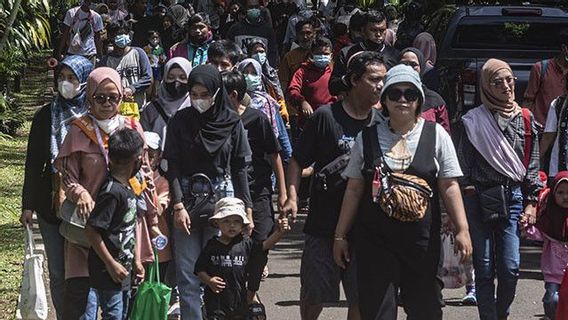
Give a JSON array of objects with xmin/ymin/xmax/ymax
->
[
  {"xmin": 18, "ymin": 226, "xmax": 48, "ymax": 320},
  {"xmin": 439, "ymin": 232, "xmax": 467, "ymax": 289}
]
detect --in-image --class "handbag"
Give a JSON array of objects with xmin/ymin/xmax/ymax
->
[
  {"xmin": 130, "ymin": 248, "xmax": 172, "ymax": 320},
  {"xmin": 180, "ymin": 173, "xmax": 234, "ymax": 228},
  {"xmin": 57, "ymin": 199, "xmax": 90, "ymax": 248},
  {"xmin": 439, "ymin": 231, "xmax": 467, "ymax": 289},
  {"xmin": 18, "ymin": 226, "xmax": 48, "ymax": 320},
  {"xmin": 478, "ymin": 185, "xmax": 510, "ymax": 223},
  {"xmin": 362, "ymin": 124, "xmax": 433, "ymax": 222}
]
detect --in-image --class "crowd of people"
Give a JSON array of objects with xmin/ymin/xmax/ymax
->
[{"xmin": 19, "ymin": 0, "xmax": 568, "ymax": 319}]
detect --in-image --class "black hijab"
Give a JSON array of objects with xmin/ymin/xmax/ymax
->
[
  {"xmin": 401, "ymin": 47, "xmax": 445, "ymax": 113},
  {"xmin": 187, "ymin": 64, "xmax": 241, "ymax": 156}
]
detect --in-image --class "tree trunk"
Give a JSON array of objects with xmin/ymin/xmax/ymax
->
[{"xmin": 0, "ymin": 0, "xmax": 24, "ymax": 52}]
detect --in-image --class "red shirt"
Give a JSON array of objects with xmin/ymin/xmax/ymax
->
[
  {"xmin": 288, "ymin": 62, "xmax": 337, "ymax": 110},
  {"xmin": 524, "ymin": 58, "xmax": 567, "ymax": 126}
]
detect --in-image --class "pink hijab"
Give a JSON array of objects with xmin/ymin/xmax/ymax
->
[
  {"xmin": 86, "ymin": 67, "xmax": 124, "ymax": 104},
  {"xmin": 413, "ymin": 32, "xmax": 437, "ymax": 67}
]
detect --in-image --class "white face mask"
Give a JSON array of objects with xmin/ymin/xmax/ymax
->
[
  {"xmin": 193, "ymin": 88, "xmax": 219, "ymax": 114},
  {"xmin": 94, "ymin": 116, "xmax": 121, "ymax": 134},
  {"xmin": 58, "ymin": 80, "xmax": 82, "ymax": 100}
]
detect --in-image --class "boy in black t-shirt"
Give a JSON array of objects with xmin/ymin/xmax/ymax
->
[
  {"xmin": 195, "ymin": 197, "xmax": 289, "ymax": 320},
  {"xmin": 85, "ymin": 128, "xmax": 145, "ymax": 320}
]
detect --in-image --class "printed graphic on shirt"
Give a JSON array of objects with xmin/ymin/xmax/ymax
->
[
  {"xmin": 234, "ymin": 35, "xmax": 268, "ymax": 54},
  {"xmin": 113, "ymin": 197, "xmax": 137, "ymax": 269},
  {"xmin": 210, "ymin": 254, "xmax": 246, "ymax": 267},
  {"xmin": 338, "ymin": 135, "xmax": 355, "ymax": 154}
]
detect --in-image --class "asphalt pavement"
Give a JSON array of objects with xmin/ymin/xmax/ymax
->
[{"xmin": 260, "ymin": 214, "xmax": 546, "ymax": 320}]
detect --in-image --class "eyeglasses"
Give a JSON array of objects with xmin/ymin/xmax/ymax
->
[
  {"xmin": 92, "ymin": 94, "xmax": 121, "ymax": 105},
  {"xmin": 490, "ymin": 76, "xmax": 517, "ymax": 87},
  {"xmin": 386, "ymin": 88, "xmax": 420, "ymax": 102},
  {"xmin": 402, "ymin": 61, "xmax": 420, "ymax": 68}
]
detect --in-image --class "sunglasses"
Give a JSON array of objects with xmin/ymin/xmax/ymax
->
[
  {"xmin": 386, "ymin": 88, "xmax": 420, "ymax": 102},
  {"xmin": 92, "ymin": 94, "xmax": 121, "ymax": 105}
]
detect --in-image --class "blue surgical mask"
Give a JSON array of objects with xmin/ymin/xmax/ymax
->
[
  {"xmin": 244, "ymin": 74, "xmax": 262, "ymax": 91},
  {"xmin": 247, "ymin": 8, "xmax": 261, "ymax": 20},
  {"xmin": 252, "ymin": 52, "xmax": 267, "ymax": 65},
  {"xmin": 114, "ymin": 34, "xmax": 131, "ymax": 48},
  {"xmin": 313, "ymin": 54, "xmax": 331, "ymax": 69}
]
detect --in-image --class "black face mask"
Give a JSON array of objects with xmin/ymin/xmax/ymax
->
[
  {"xmin": 130, "ymin": 157, "xmax": 143, "ymax": 178},
  {"xmin": 164, "ymin": 81, "xmax": 189, "ymax": 98}
]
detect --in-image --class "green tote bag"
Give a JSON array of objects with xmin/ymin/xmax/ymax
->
[{"xmin": 130, "ymin": 249, "xmax": 172, "ymax": 320}]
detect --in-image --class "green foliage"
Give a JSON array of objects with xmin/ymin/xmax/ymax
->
[
  {"xmin": 0, "ymin": 0, "xmax": 52, "ymax": 51},
  {"xmin": 0, "ymin": 93, "xmax": 25, "ymax": 136}
]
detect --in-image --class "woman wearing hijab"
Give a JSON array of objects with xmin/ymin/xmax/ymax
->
[
  {"xmin": 141, "ymin": 57, "xmax": 192, "ymax": 144},
  {"xmin": 169, "ymin": 12, "xmax": 214, "ymax": 67},
  {"xmin": 162, "ymin": 64, "xmax": 253, "ymax": 319},
  {"xmin": 54, "ymin": 67, "xmax": 157, "ymax": 319},
  {"xmin": 237, "ymin": 58, "xmax": 292, "ymax": 160},
  {"xmin": 457, "ymin": 59, "xmax": 543, "ymax": 320},
  {"xmin": 246, "ymin": 38, "xmax": 289, "ymax": 123},
  {"xmin": 21, "ymin": 55, "xmax": 93, "ymax": 320},
  {"xmin": 413, "ymin": 32, "xmax": 440, "ymax": 92},
  {"xmin": 399, "ymin": 47, "xmax": 450, "ymax": 133}
]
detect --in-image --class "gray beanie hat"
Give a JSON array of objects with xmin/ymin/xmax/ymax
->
[{"xmin": 379, "ymin": 64, "xmax": 425, "ymax": 104}]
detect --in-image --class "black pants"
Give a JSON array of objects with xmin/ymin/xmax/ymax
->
[
  {"xmin": 356, "ymin": 240, "xmax": 443, "ymax": 320},
  {"xmin": 62, "ymin": 277, "xmax": 90, "ymax": 320},
  {"xmin": 247, "ymin": 194, "xmax": 273, "ymax": 292}
]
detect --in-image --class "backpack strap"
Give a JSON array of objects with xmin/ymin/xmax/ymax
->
[
  {"xmin": 362, "ymin": 124, "xmax": 381, "ymax": 175},
  {"xmin": 152, "ymin": 100, "xmax": 170, "ymax": 123},
  {"xmin": 540, "ymin": 59, "xmax": 549, "ymax": 85},
  {"xmin": 521, "ymin": 108, "xmax": 532, "ymax": 169}
]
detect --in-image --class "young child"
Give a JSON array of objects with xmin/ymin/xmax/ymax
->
[
  {"xmin": 195, "ymin": 197, "xmax": 289, "ymax": 320},
  {"xmin": 144, "ymin": 30, "xmax": 167, "ymax": 98},
  {"xmin": 525, "ymin": 171, "xmax": 568, "ymax": 320},
  {"xmin": 84, "ymin": 128, "xmax": 145, "ymax": 320},
  {"xmin": 287, "ymin": 36, "xmax": 337, "ymax": 130}
]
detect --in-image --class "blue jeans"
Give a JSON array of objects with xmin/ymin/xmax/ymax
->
[
  {"xmin": 37, "ymin": 216, "xmax": 65, "ymax": 320},
  {"xmin": 464, "ymin": 185, "xmax": 522, "ymax": 320},
  {"xmin": 174, "ymin": 225, "xmax": 219, "ymax": 320},
  {"xmin": 83, "ymin": 288, "xmax": 130, "ymax": 320},
  {"xmin": 544, "ymin": 282, "xmax": 560, "ymax": 320}
]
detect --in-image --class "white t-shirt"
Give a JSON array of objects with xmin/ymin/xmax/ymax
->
[
  {"xmin": 64, "ymin": 7, "xmax": 104, "ymax": 56},
  {"xmin": 343, "ymin": 118, "xmax": 463, "ymax": 180},
  {"xmin": 544, "ymin": 97, "xmax": 562, "ymax": 177}
]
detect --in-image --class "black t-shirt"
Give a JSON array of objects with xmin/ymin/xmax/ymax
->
[
  {"xmin": 293, "ymin": 102, "xmax": 381, "ymax": 238},
  {"xmin": 87, "ymin": 177, "xmax": 137, "ymax": 290},
  {"xmin": 195, "ymin": 235, "xmax": 265, "ymax": 316},
  {"xmin": 241, "ymin": 107, "xmax": 281, "ymax": 197}
]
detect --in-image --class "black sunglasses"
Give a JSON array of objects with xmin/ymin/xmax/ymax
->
[
  {"xmin": 92, "ymin": 94, "xmax": 121, "ymax": 105},
  {"xmin": 386, "ymin": 88, "xmax": 420, "ymax": 102}
]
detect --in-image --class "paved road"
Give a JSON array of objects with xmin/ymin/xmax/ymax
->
[{"xmin": 260, "ymin": 214, "xmax": 545, "ymax": 320}]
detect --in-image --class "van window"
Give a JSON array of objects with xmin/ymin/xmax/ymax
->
[{"xmin": 452, "ymin": 17, "xmax": 567, "ymax": 50}]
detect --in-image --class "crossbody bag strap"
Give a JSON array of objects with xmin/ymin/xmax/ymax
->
[
  {"xmin": 362, "ymin": 123, "xmax": 381, "ymax": 174},
  {"xmin": 152, "ymin": 100, "xmax": 170, "ymax": 123},
  {"xmin": 521, "ymin": 108, "xmax": 532, "ymax": 169}
]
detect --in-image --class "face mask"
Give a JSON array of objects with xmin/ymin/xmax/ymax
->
[
  {"xmin": 252, "ymin": 52, "xmax": 267, "ymax": 65},
  {"xmin": 313, "ymin": 54, "xmax": 331, "ymax": 69},
  {"xmin": 94, "ymin": 116, "xmax": 120, "ymax": 134},
  {"xmin": 244, "ymin": 74, "xmax": 262, "ymax": 91},
  {"xmin": 114, "ymin": 34, "xmax": 131, "ymax": 48},
  {"xmin": 58, "ymin": 80, "xmax": 82, "ymax": 99},
  {"xmin": 130, "ymin": 157, "xmax": 143, "ymax": 178},
  {"xmin": 247, "ymin": 8, "xmax": 261, "ymax": 20},
  {"xmin": 193, "ymin": 88, "xmax": 219, "ymax": 114},
  {"xmin": 164, "ymin": 81, "xmax": 189, "ymax": 98}
]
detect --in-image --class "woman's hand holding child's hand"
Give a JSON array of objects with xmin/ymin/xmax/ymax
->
[
  {"xmin": 207, "ymin": 276, "xmax": 226, "ymax": 294},
  {"xmin": 277, "ymin": 217, "xmax": 290, "ymax": 232}
]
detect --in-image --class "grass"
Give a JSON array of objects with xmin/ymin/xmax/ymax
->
[{"xmin": 0, "ymin": 122, "xmax": 29, "ymax": 320}]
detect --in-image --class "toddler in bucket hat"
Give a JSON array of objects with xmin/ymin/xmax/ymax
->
[{"xmin": 209, "ymin": 197, "xmax": 251, "ymax": 225}]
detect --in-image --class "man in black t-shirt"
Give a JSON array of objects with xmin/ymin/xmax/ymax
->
[
  {"xmin": 282, "ymin": 52, "xmax": 387, "ymax": 320},
  {"xmin": 221, "ymin": 70, "xmax": 288, "ymax": 308},
  {"xmin": 329, "ymin": 10, "xmax": 400, "ymax": 96},
  {"xmin": 85, "ymin": 128, "xmax": 145, "ymax": 320}
]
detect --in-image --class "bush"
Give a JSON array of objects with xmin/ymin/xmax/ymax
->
[{"xmin": 0, "ymin": 93, "xmax": 24, "ymax": 136}]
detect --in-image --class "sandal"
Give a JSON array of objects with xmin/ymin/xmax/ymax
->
[{"xmin": 248, "ymin": 302, "xmax": 266, "ymax": 320}]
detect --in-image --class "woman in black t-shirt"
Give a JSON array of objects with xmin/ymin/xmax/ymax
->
[{"xmin": 162, "ymin": 64, "xmax": 253, "ymax": 319}]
